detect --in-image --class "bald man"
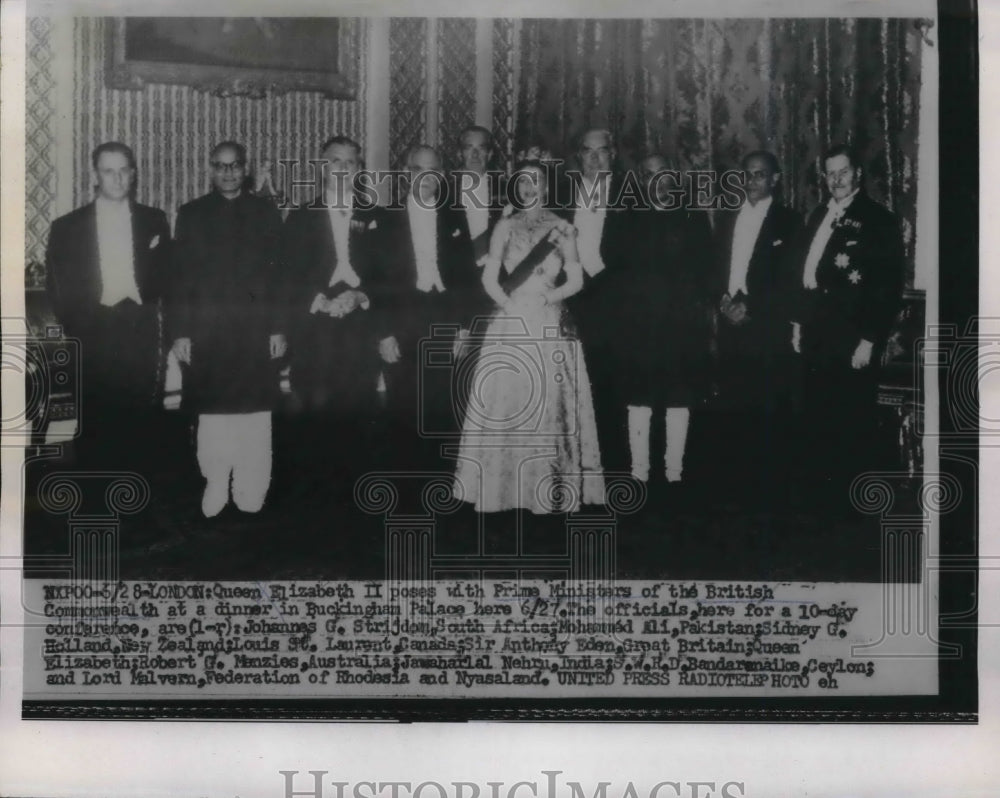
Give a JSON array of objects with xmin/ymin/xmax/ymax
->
[
  {"xmin": 372, "ymin": 145, "xmax": 478, "ymax": 469},
  {"xmin": 711, "ymin": 150, "xmax": 802, "ymax": 509}
]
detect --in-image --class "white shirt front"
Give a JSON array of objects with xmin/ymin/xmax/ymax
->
[
  {"xmin": 727, "ymin": 196, "xmax": 773, "ymax": 296},
  {"xmin": 573, "ymin": 177, "xmax": 608, "ymax": 277},
  {"xmin": 802, "ymin": 189, "xmax": 859, "ymax": 289},
  {"xmin": 326, "ymin": 202, "xmax": 360, "ymax": 288},
  {"xmin": 95, "ymin": 197, "xmax": 140, "ymax": 307},
  {"xmin": 461, "ymin": 173, "xmax": 492, "ymax": 241},
  {"xmin": 407, "ymin": 192, "xmax": 443, "ymax": 293}
]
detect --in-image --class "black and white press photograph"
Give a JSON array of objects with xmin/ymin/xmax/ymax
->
[
  {"xmin": 2, "ymin": 0, "xmax": 993, "ymax": 795},
  {"xmin": 22, "ymin": 12, "xmax": 935, "ymax": 580},
  {"xmin": 1, "ymin": 0, "xmax": 981, "ymax": 735}
]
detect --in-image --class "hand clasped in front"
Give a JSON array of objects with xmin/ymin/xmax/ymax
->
[{"xmin": 310, "ymin": 290, "xmax": 371, "ymax": 319}]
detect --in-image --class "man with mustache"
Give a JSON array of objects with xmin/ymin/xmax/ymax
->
[{"xmin": 790, "ymin": 144, "xmax": 904, "ymax": 516}]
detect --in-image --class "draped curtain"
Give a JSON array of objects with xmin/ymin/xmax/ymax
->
[{"xmin": 516, "ymin": 18, "xmax": 923, "ymax": 285}]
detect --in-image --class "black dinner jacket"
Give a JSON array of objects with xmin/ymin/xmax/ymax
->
[
  {"xmin": 283, "ymin": 197, "xmax": 385, "ymax": 314},
  {"xmin": 371, "ymin": 199, "xmax": 478, "ymax": 343},
  {"xmin": 790, "ymin": 191, "xmax": 904, "ymax": 357},
  {"xmin": 558, "ymin": 172, "xmax": 635, "ymax": 277},
  {"xmin": 559, "ymin": 172, "xmax": 636, "ymax": 341},
  {"xmin": 169, "ymin": 191, "xmax": 286, "ymax": 342},
  {"xmin": 449, "ymin": 171, "xmax": 506, "ymax": 242},
  {"xmin": 713, "ymin": 199, "xmax": 802, "ymax": 322},
  {"xmin": 45, "ymin": 200, "xmax": 171, "ymax": 336},
  {"xmin": 449, "ymin": 171, "xmax": 506, "ymax": 320}
]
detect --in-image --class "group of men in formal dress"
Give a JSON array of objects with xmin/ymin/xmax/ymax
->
[{"xmin": 44, "ymin": 125, "xmax": 904, "ymax": 521}]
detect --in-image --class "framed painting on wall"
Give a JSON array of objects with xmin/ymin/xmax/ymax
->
[{"xmin": 105, "ymin": 17, "xmax": 359, "ymax": 99}]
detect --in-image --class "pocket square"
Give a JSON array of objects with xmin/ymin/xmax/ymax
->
[
  {"xmin": 772, "ymin": 239, "xmax": 783, "ymax": 246},
  {"xmin": 368, "ymin": 219, "xmax": 378, "ymax": 230},
  {"xmin": 846, "ymin": 240, "xmax": 858, "ymax": 247},
  {"xmin": 452, "ymin": 228, "xmax": 461, "ymax": 237},
  {"xmin": 149, "ymin": 235, "xmax": 160, "ymax": 249}
]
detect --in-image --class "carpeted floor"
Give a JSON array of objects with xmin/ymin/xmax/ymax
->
[{"xmin": 22, "ymin": 408, "xmax": 918, "ymax": 582}]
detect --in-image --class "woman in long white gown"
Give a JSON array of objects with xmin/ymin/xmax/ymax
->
[{"xmin": 452, "ymin": 162, "xmax": 605, "ymax": 514}]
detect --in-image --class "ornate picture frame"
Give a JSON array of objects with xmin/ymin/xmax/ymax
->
[{"xmin": 105, "ymin": 17, "xmax": 359, "ymax": 99}]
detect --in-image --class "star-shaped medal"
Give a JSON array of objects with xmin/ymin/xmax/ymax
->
[{"xmin": 848, "ymin": 269, "xmax": 862, "ymax": 285}]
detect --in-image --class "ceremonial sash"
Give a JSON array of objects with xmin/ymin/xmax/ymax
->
[{"xmin": 498, "ymin": 233, "xmax": 558, "ymax": 295}]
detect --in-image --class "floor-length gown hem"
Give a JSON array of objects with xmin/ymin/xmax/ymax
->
[{"xmin": 452, "ymin": 214, "xmax": 605, "ymax": 515}]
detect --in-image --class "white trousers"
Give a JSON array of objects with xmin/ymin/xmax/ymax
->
[
  {"xmin": 627, "ymin": 405, "xmax": 690, "ymax": 483},
  {"xmin": 196, "ymin": 412, "xmax": 272, "ymax": 516}
]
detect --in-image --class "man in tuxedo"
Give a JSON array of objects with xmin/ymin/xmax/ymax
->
[
  {"xmin": 566, "ymin": 127, "xmax": 634, "ymax": 473},
  {"xmin": 790, "ymin": 144, "xmax": 904, "ymax": 514},
  {"xmin": 712, "ymin": 150, "xmax": 802, "ymax": 508},
  {"xmin": 452, "ymin": 125, "xmax": 505, "ymax": 270},
  {"xmin": 169, "ymin": 141, "xmax": 287, "ymax": 518},
  {"xmin": 45, "ymin": 141, "xmax": 171, "ymax": 469},
  {"xmin": 282, "ymin": 135, "xmax": 384, "ymax": 497},
  {"xmin": 450, "ymin": 126, "xmax": 506, "ymax": 410},
  {"xmin": 374, "ymin": 144, "xmax": 477, "ymax": 470}
]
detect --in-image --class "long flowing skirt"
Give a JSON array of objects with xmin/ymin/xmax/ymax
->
[{"xmin": 452, "ymin": 301, "xmax": 605, "ymax": 514}]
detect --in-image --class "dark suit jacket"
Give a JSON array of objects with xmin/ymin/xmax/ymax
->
[
  {"xmin": 284, "ymin": 199, "xmax": 384, "ymax": 314},
  {"xmin": 45, "ymin": 200, "xmax": 171, "ymax": 337},
  {"xmin": 714, "ymin": 200, "xmax": 802, "ymax": 316},
  {"xmin": 790, "ymin": 192, "xmax": 904, "ymax": 363},
  {"xmin": 560, "ymin": 173, "xmax": 635, "ymax": 346},
  {"xmin": 169, "ymin": 191, "xmax": 285, "ymax": 413},
  {"xmin": 283, "ymin": 199, "xmax": 385, "ymax": 407},
  {"xmin": 612, "ymin": 206, "xmax": 715, "ymax": 406},
  {"xmin": 449, "ymin": 171, "xmax": 506, "ymax": 246},
  {"xmin": 370, "ymin": 201, "xmax": 478, "ymax": 350},
  {"xmin": 712, "ymin": 200, "xmax": 803, "ymax": 405},
  {"xmin": 556, "ymin": 172, "xmax": 634, "ymax": 255},
  {"xmin": 449, "ymin": 172, "xmax": 505, "ymax": 318}
]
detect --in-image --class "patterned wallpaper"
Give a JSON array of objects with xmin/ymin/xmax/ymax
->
[
  {"xmin": 388, "ymin": 17, "xmax": 427, "ymax": 170},
  {"xmin": 386, "ymin": 18, "xmax": 518, "ymax": 173},
  {"xmin": 25, "ymin": 16, "xmax": 924, "ymax": 287},
  {"xmin": 74, "ymin": 17, "xmax": 367, "ymax": 226},
  {"xmin": 516, "ymin": 18, "xmax": 923, "ymax": 282},
  {"xmin": 25, "ymin": 16, "xmax": 368, "ymax": 285},
  {"xmin": 25, "ymin": 16, "xmax": 56, "ymax": 288},
  {"xmin": 436, "ymin": 18, "xmax": 477, "ymax": 170},
  {"xmin": 491, "ymin": 18, "xmax": 518, "ymax": 173}
]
